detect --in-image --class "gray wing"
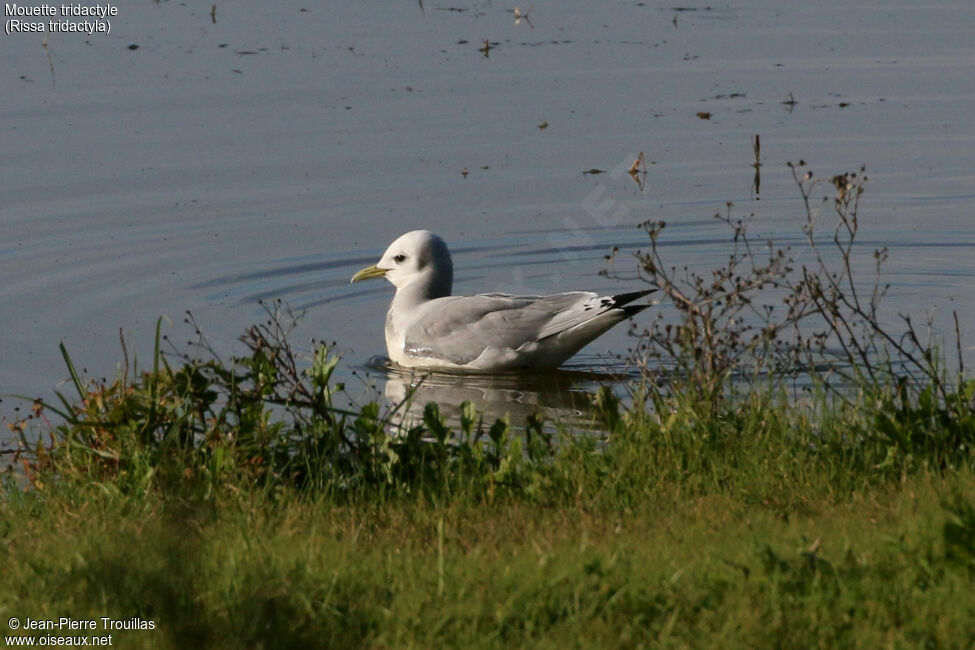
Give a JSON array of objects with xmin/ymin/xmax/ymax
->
[
  {"xmin": 405, "ymin": 289, "xmax": 654, "ymax": 365},
  {"xmin": 403, "ymin": 292, "xmax": 618, "ymax": 365}
]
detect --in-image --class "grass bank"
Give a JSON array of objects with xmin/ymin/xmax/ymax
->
[
  {"xmin": 3, "ymin": 341, "xmax": 973, "ymax": 648},
  {"xmin": 3, "ymin": 468, "xmax": 974, "ymax": 648}
]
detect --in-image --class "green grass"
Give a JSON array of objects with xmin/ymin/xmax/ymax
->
[
  {"xmin": 2, "ymin": 306, "xmax": 974, "ymax": 648},
  {"xmin": 3, "ymin": 465, "xmax": 973, "ymax": 648}
]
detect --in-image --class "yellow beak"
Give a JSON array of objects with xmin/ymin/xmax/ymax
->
[{"xmin": 350, "ymin": 264, "xmax": 388, "ymax": 284}]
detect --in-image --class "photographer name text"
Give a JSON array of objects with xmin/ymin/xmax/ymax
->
[{"xmin": 13, "ymin": 617, "xmax": 154, "ymax": 632}]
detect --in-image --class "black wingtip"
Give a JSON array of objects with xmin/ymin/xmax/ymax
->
[
  {"xmin": 609, "ymin": 288, "xmax": 657, "ymax": 308},
  {"xmin": 621, "ymin": 302, "xmax": 652, "ymax": 317},
  {"xmin": 609, "ymin": 288, "xmax": 656, "ymax": 317}
]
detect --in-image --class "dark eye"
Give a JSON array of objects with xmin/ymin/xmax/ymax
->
[{"xmin": 393, "ymin": 254, "xmax": 406, "ymax": 263}]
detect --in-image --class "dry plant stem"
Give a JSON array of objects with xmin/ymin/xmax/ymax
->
[
  {"xmin": 956, "ymin": 312, "xmax": 965, "ymax": 376},
  {"xmin": 788, "ymin": 164, "xmax": 946, "ymax": 401},
  {"xmin": 624, "ymin": 161, "xmax": 966, "ymax": 409}
]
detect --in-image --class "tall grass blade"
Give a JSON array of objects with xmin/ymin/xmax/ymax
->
[
  {"xmin": 143, "ymin": 317, "xmax": 164, "ymax": 440},
  {"xmin": 59, "ymin": 342, "xmax": 85, "ymax": 401}
]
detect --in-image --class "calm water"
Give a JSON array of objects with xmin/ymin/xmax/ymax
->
[{"xmin": 2, "ymin": 1, "xmax": 973, "ymax": 439}]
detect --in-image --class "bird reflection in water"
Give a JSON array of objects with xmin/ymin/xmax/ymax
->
[{"xmin": 372, "ymin": 358, "xmax": 637, "ymax": 434}]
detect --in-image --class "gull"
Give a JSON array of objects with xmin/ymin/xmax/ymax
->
[{"xmin": 350, "ymin": 230, "xmax": 654, "ymax": 371}]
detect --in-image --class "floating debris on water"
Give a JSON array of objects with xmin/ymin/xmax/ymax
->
[{"xmin": 513, "ymin": 5, "xmax": 534, "ymax": 28}]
